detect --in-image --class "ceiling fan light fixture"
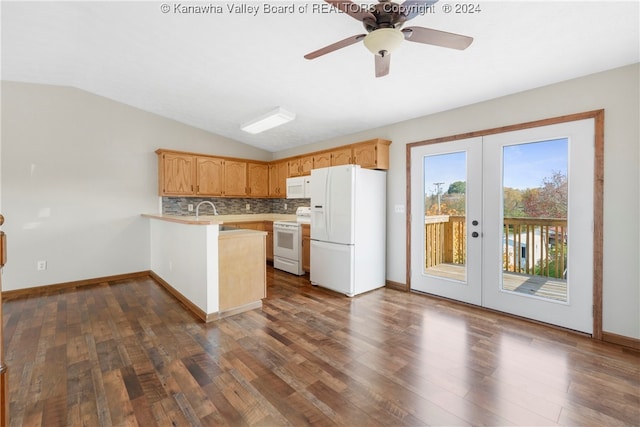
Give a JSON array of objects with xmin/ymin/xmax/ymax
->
[
  {"xmin": 241, "ymin": 107, "xmax": 296, "ymax": 134},
  {"xmin": 363, "ymin": 28, "xmax": 404, "ymax": 56}
]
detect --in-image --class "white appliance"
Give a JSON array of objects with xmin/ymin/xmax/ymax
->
[
  {"xmin": 310, "ymin": 165, "xmax": 386, "ymax": 296},
  {"xmin": 303, "ymin": 175, "xmax": 312, "ymax": 198},
  {"xmin": 273, "ymin": 207, "xmax": 311, "ymax": 275},
  {"xmin": 286, "ymin": 176, "xmax": 311, "ymax": 199}
]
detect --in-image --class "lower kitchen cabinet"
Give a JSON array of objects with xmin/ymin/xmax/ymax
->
[
  {"xmin": 264, "ymin": 221, "xmax": 273, "ymax": 262},
  {"xmin": 223, "ymin": 221, "xmax": 274, "ymax": 262},
  {"xmin": 302, "ymin": 224, "xmax": 310, "ymax": 273},
  {"xmin": 218, "ymin": 231, "xmax": 266, "ymax": 312}
]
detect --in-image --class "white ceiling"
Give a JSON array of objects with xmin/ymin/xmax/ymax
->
[{"xmin": 2, "ymin": 1, "xmax": 638, "ymax": 152}]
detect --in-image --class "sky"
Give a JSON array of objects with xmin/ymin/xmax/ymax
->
[{"xmin": 423, "ymin": 138, "xmax": 568, "ymax": 194}]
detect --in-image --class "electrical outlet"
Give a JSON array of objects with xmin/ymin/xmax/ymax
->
[
  {"xmin": 169, "ymin": 261, "xmax": 173, "ymax": 272},
  {"xmin": 37, "ymin": 260, "xmax": 47, "ymax": 271},
  {"xmin": 284, "ymin": 203, "xmax": 288, "ymax": 210},
  {"xmin": 246, "ymin": 204, "xmax": 251, "ymax": 211},
  {"xmin": 188, "ymin": 204, "xmax": 194, "ymax": 212}
]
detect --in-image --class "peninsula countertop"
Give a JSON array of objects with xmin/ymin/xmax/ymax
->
[{"xmin": 142, "ymin": 213, "xmax": 297, "ymax": 225}]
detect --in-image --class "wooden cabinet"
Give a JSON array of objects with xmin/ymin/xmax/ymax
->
[
  {"xmin": 223, "ymin": 160, "xmax": 247, "ymax": 196},
  {"xmin": 299, "ymin": 156, "xmax": 314, "ymax": 176},
  {"xmin": 288, "ymin": 155, "xmax": 314, "ymax": 177},
  {"xmin": 327, "ymin": 139, "xmax": 391, "ymax": 169},
  {"xmin": 158, "ymin": 151, "xmax": 195, "ymax": 195},
  {"xmin": 218, "ymin": 231, "xmax": 266, "ymax": 312},
  {"xmin": 302, "ymin": 224, "xmax": 310, "ymax": 273},
  {"xmin": 331, "ymin": 147, "xmax": 353, "ymax": 166},
  {"xmin": 352, "ymin": 139, "xmax": 392, "ymax": 170},
  {"xmin": 196, "ymin": 156, "xmax": 224, "ymax": 196},
  {"xmin": 288, "ymin": 159, "xmax": 301, "ymax": 177},
  {"xmin": 157, "ymin": 139, "xmax": 390, "ymax": 197},
  {"xmin": 247, "ymin": 162, "xmax": 269, "ymax": 197},
  {"xmin": 269, "ymin": 161, "xmax": 288, "ymax": 197},
  {"xmin": 264, "ymin": 221, "xmax": 273, "ymax": 262},
  {"xmin": 223, "ymin": 221, "xmax": 274, "ymax": 261},
  {"xmin": 313, "ymin": 151, "xmax": 331, "ymax": 169}
]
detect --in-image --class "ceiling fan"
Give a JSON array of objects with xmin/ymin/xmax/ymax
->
[{"xmin": 304, "ymin": 0, "xmax": 473, "ymax": 77}]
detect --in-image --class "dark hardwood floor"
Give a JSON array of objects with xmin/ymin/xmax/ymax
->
[{"xmin": 3, "ymin": 266, "xmax": 639, "ymax": 426}]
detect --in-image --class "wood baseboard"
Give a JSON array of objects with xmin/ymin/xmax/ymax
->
[
  {"xmin": 219, "ymin": 301, "xmax": 262, "ymax": 319},
  {"xmin": 1, "ymin": 271, "xmax": 151, "ymax": 301},
  {"xmin": 0, "ymin": 363, "xmax": 7, "ymax": 427},
  {"xmin": 385, "ymin": 279, "xmax": 409, "ymax": 291},
  {"xmin": 602, "ymin": 331, "xmax": 640, "ymax": 350},
  {"xmin": 148, "ymin": 272, "xmax": 216, "ymax": 323}
]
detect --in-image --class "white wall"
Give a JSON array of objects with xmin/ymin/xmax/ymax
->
[
  {"xmin": 0, "ymin": 82, "xmax": 271, "ymax": 291},
  {"xmin": 149, "ymin": 219, "xmax": 219, "ymax": 315},
  {"xmin": 276, "ymin": 64, "xmax": 640, "ymax": 340}
]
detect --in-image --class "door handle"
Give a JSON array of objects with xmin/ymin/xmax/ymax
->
[{"xmin": 471, "ymin": 231, "xmax": 479, "ymax": 238}]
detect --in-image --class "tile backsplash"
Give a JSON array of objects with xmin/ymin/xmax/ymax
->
[{"xmin": 162, "ymin": 197, "xmax": 310, "ymax": 216}]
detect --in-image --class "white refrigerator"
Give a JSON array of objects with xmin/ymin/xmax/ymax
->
[{"xmin": 310, "ymin": 165, "xmax": 386, "ymax": 296}]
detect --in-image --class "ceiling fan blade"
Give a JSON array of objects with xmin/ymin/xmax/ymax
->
[
  {"xmin": 375, "ymin": 53, "xmax": 390, "ymax": 77},
  {"xmin": 304, "ymin": 34, "xmax": 366, "ymax": 60},
  {"xmin": 400, "ymin": 0, "xmax": 439, "ymax": 22},
  {"xmin": 325, "ymin": 0, "xmax": 376, "ymax": 22},
  {"xmin": 402, "ymin": 26, "xmax": 473, "ymax": 50}
]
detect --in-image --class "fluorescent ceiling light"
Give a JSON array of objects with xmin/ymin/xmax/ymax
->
[{"xmin": 241, "ymin": 107, "xmax": 296, "ymax": 134}]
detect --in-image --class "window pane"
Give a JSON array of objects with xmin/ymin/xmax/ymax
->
[
  {"xmin": 502, "ymin": 139, "xmax": 568, "ymax": 302},
  {"xmin": 423, "ymin": 152, "xmax": 467, "ymax": 282}
]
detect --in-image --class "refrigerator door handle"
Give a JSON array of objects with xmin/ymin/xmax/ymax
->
[{"xmin": 325, "ymin": 167, "xmax": 331, "ymax": 237}]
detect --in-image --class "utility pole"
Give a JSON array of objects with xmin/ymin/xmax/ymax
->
[{"xmin": 433, "ymin": 182, "xmax": 444, "ymax": 214}]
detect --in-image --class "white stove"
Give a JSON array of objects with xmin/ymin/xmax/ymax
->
[{"xmin": 273, "ymin": 207, "xmax": 310, "ymax": 275}]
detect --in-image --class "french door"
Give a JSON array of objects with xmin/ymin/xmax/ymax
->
[
  {"xmin": 410, "ymin": 137, "xmax": 483, "ymax": 305},
  {"xmin": 410, "ymin": 119, "xmax": 595, "ymax": 333}
]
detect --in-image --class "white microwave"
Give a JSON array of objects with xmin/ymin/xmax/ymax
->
[{"xmin": 286, "ymin": 176, "xmax": 311, "ymax": 199}]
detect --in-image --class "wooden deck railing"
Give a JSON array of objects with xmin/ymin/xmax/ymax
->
[
  {"xmin": 503, "ymin": 217, "xmax": 567, "ymax": 279},
  {"xmin": 424, "ymin": 215, "xmax": 466, "ymax": 268},
  {"xmin": 423, "ymin": 216, "xmax": 567, "ymax": 279}
]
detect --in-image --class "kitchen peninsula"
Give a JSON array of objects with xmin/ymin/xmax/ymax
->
[{"xmin": 144, "ymin": 214, "xmax": 292, "ymax": 321}]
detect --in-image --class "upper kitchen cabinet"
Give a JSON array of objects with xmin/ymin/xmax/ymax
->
[
  {"xmin": 269, "ymin": 161, "xmax": 288, "ymax": 197},
  {"xmin": 313, "ymin": 151, "xmax": 331, "ymax": 169},
  {"xmin": 299, "ymin": 156, "xmax": 314, "ymax": 176},
  {"xmin": 329, "ymin": 139, "xmax": 391, "ymax": 169},
  {"xmin": 247, "ymin": 162, "xmax": 269, "ymax": 197},
  {"xmin": 156, "ymin": 138, "xmax": 390, "ymax": 197},
  {"xmin": 288, "ymin": 155, "xmax": 314, "ymax": 177},
  {"xmin": 331, "ymin": 147, "xmax": 353, "ymax": 166},
  {"xmin": 196, "ymin": 156, "xmax": 224, "ymax": 196},
  {"xmin": 197, "ymin": 156, "xmax": 252, "ymax": 197},
  {"xmin": 224, "ymin": 160, "xmax": 248, "ymax": 197},
  {"xmin": 157, "ymin": 150, "xmax": 195, "ymax": 195},
  {"xmin": 352, "ymin": 139, "xmax": 391, "ymax": 170}
]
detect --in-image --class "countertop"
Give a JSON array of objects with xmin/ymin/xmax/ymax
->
[{"xmin": 142, "ymin": 213, "xmax": 297, "ymax": 225}]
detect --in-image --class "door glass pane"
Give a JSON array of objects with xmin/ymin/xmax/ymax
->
[
  {"xmin": 502, "ymin": 138, "xmax": 568, "ymax": 302},
  {"xmin": 423, "ymin": 152, "xmax": 467, "ymax": 282}
]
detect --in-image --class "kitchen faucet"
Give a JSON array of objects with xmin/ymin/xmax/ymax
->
[{"xmin": 195, "ymin": 201, "xmax": 218, "ymax": 219}]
